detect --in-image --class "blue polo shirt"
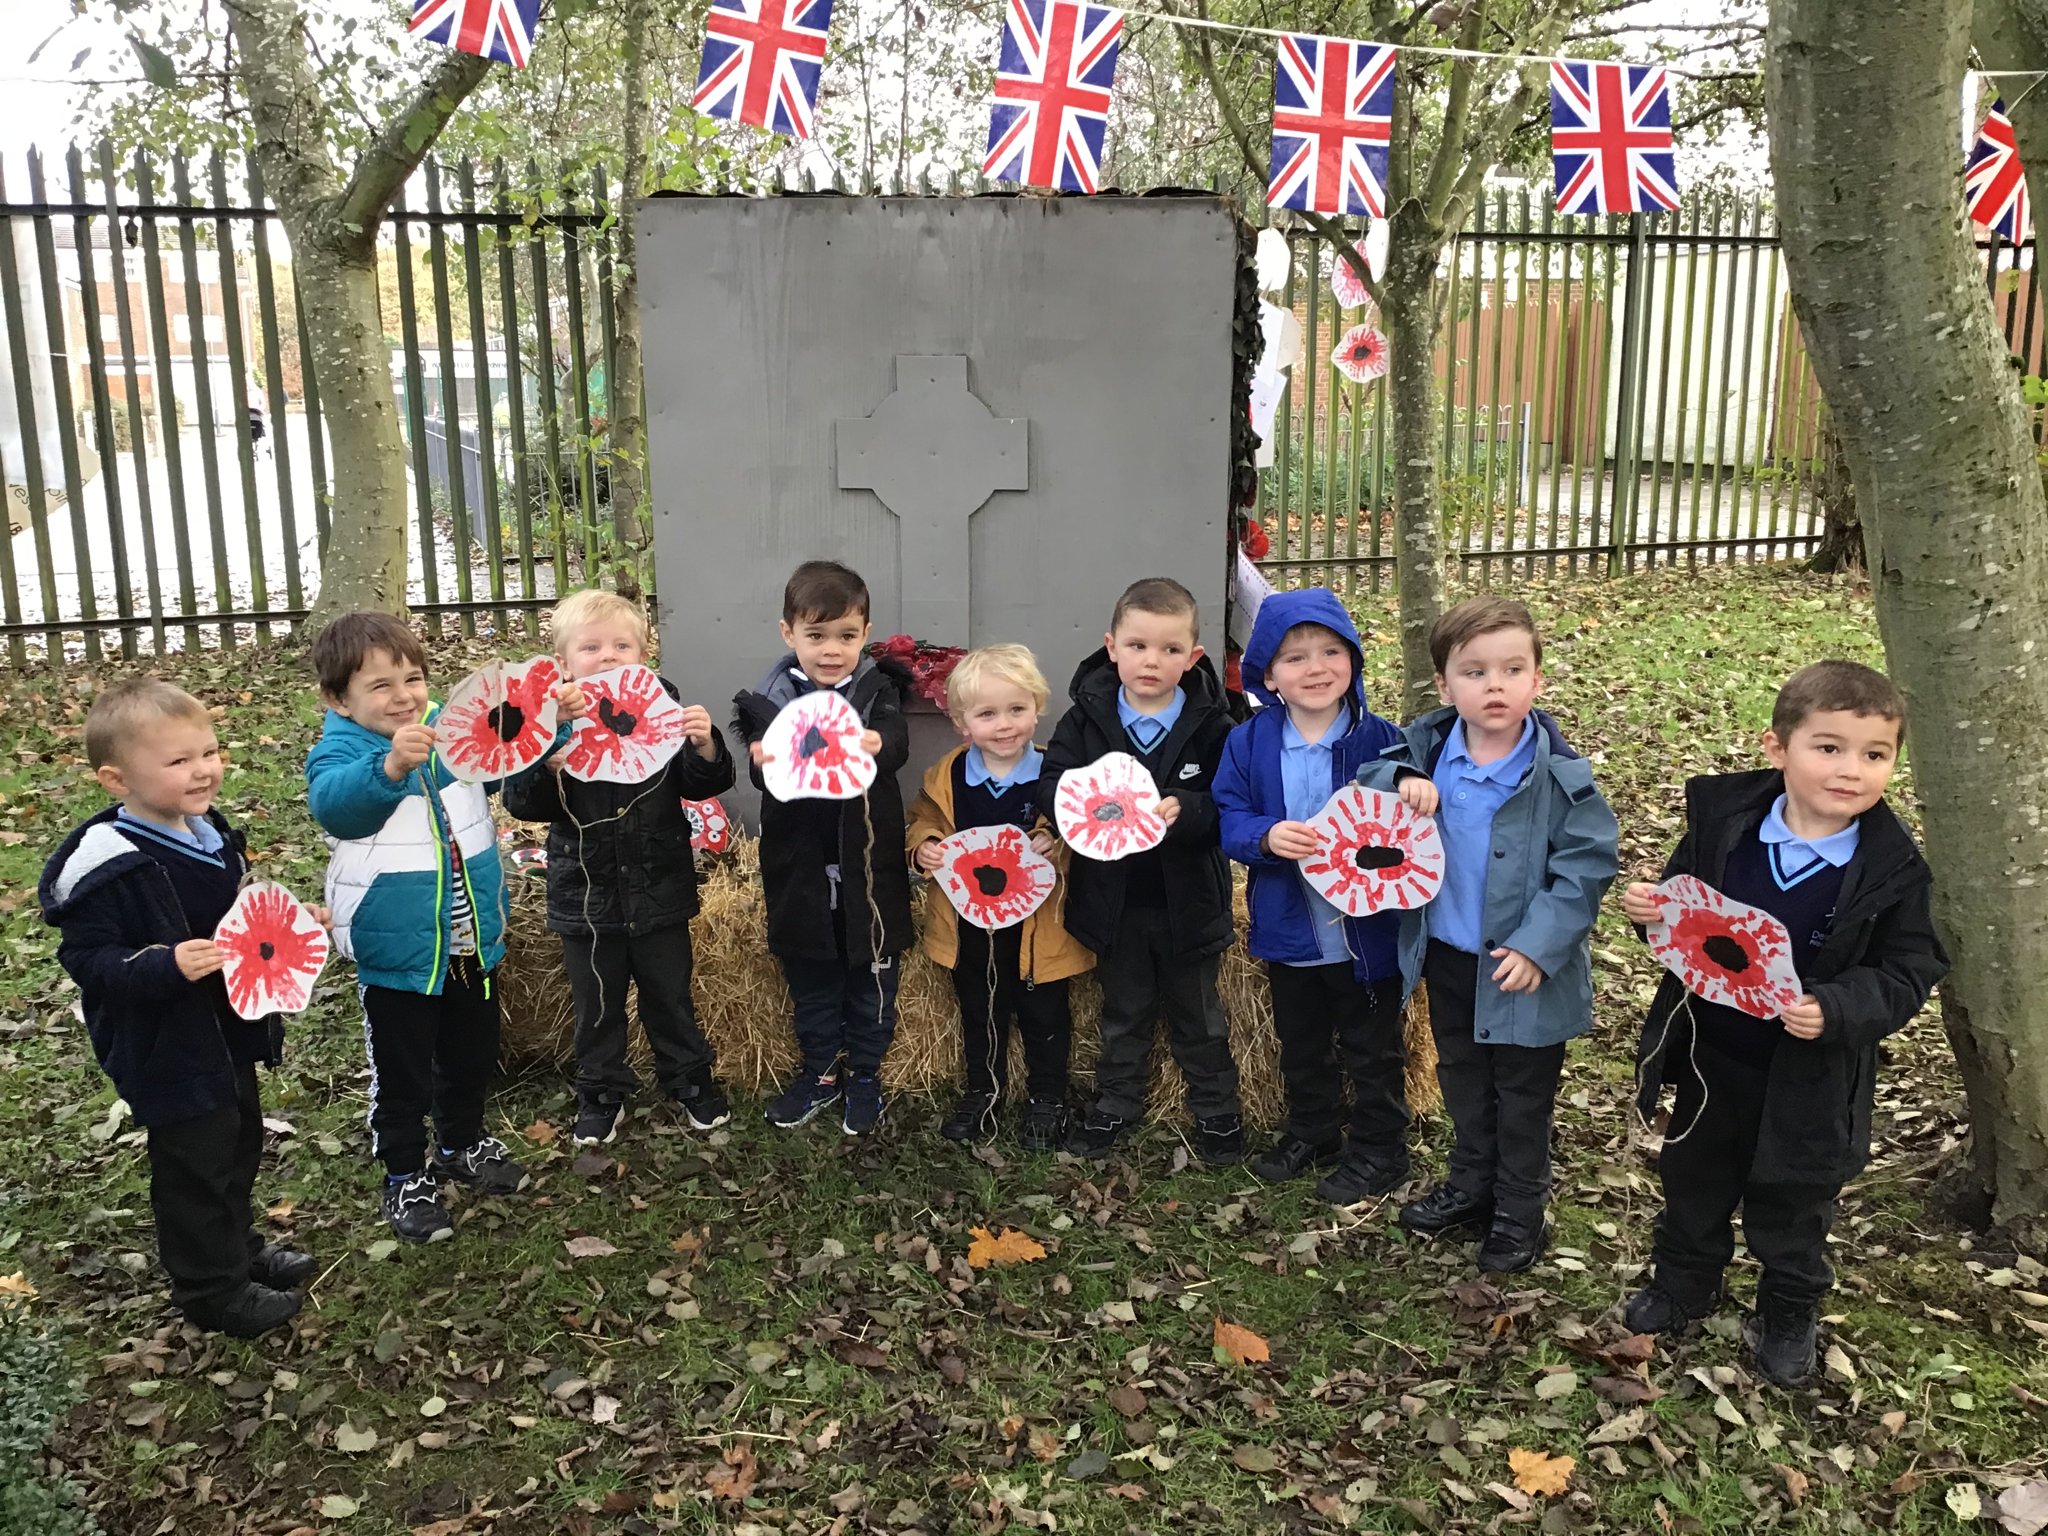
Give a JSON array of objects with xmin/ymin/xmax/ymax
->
[
  {"xmin": 964, "ymin": 744, "xmax": 1042, "ymax": 797},
  {"xmin": 1758, "ymin": 794, "xmax": 1859, "ymax": 884},
  {"xmin": 1117, "ymin": 687, "xmax": 1184, "ymax": 753},
  {"xmin": 1279, "ymin": 714, "xmax": 1353, "ymax": 966},
  {"xmin": 1429, "ymin": 715, "xmax": 1537, "ymax": 954}
]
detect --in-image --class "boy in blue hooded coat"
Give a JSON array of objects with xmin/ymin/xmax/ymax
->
[{"xmin": 1214, "ymin": 588, "xmax": 1411, "ymax": 1204}]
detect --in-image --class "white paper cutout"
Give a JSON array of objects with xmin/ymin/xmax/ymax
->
[
  {"xmin": 435, "ymin": 655, "xmax": 562, "ymax": 783},
  {"xmin": 1646, "ymin": 873, "xmax": 1805, "ymax": 1020},
  {"xmin": 1300, "ymin": 785, "xmax": 1445, "ymax": 916},
  {"xmin": 561, "ymin": 664, "xmax": 691, "ymax": 784},
  {"xmin": 933, "ymin": 824, "xmax": 1057, "ymax": 930},
  {"xmin": 760, "ymin": 689, "xmax": 878, "ymax": 801},
  {"xmin": 1055, "ymin": 752, "xmax": 1166, "ymax": 861},
  {"xmin": 215, "ymin": 881, "xmax": 329, "ymax": 1018}
]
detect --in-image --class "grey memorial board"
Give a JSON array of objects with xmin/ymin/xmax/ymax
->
[{"xmin": 639, "ymin": 195, "xmax": 1237, "ymax": 823}]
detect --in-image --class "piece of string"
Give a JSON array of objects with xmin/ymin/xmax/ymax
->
[
  {"xmin": 1633, "ymin": 988, "xmax": 1708, "ymax": 1150},
  {"xmin": 857, "ymin": 782, "xmax": 888, "ymax": 1095}
]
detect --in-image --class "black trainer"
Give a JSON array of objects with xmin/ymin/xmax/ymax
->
[
  {"xmin": 940, "ymin": 1090, "xmax": 999, "ymax": 1142},
  {"xmin": 1622, "ymin": 1280, "xmax": 1719, "ymax": 1337},
  {"xmin": 1397, "ymin": 1182, "xmax": 1494, "ymax": 1236},
  {"xmin": 1744, "ymin": 1296, "xmax": 1820, "ymax": 1388},
  {"xmin": 1066, "ymin": 1108, "xmax": 1131, "ymax": 1159},
  {"xmin": 1477, "ymin": 1212, "xmax": 1551, "ymax": 1274},
  {"xmin": 432, "ymin": 1136, "xmax": 531, "ymax": 1195},
  {"xmin": 1195, "ymin": 1114, "xmax": 1245, "ymax": 1167},
  {"xmin": 249, "ymin": 1243, "xmax": 317, "ymax": 1290},
  {"xmin": 766, "ymin": 1074, "xmax": 841, "ymax": 1128},
  {"xmin": 573, "ymin": 1099, "xmax": 623, "ymax": 1147},
  {"xmin": 842, "ymin": 1073, "xmax": 886, "ymax": 1137},
  {"xmin": 1315, "ymin": 1146, "xmax": 1409, "ymax": 1204},
  {"xmin": 188, "ymin": 1280, "xmax": 301, "ymax": 1339},
  {"xmin": 1251, "ymin": 1134, "xmax": 1342, "ymax": 1183},
  {"xmin": 1019, "ymin": 1097, "xmax": 1067, "ymax": 1152},
  {"xmin": 673, "ymin": 1071, "xmax": 731, "ymax": 1131},
  {"xmin": 381, "ymin": 1172, "xmax": 454, "ymax": 1244}
]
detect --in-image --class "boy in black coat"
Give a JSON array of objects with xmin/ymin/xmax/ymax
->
[
  {"xmin": 1621, "ymin": 662, "xmax": 1948, "ymax": 1387},
  {"xmin": 732, "ymin": 561, "xmax": 913, "ymax": 1137},
  {"xmin": 503, "ymin": 590, "xmax": 735, "ymax": 1147},
  {"xmin": 1041, "ymin": 577, "xmax": 1242, "ymax": 1164},
  {"xmin": 39, "ymin": 681, "xmax": 315, "ymax": 1338}
]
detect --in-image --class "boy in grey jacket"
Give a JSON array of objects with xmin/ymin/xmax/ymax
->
[{"xmin": 1358, "ymin": 597, "xmax": 1617, "ymax": 1272}]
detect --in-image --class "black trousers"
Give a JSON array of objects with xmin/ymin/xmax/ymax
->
[
  {"xmin": 146, "ymin": 1060, "xmax": 264, "ymax": 1312},
  {"xmin": 1653, "ymin": 1039, "xmax": 1839, "ymax": 1310},
  {"xmin": 951, "ymin": 922, "xmax": 1071, "ymax": 1101},
  {"xmin": 361, "ymin": 955, "xmax": 500, "ymax": 1176},
  {"xmin": 1265, "ymin": 961, "xmax": 1409, "ymax": 1158},
  {"xmin": 780, "ymin": 950, "xmax": 901, "ymax": 1077},
  {"xmin": 1425, "ymin": 940, "xmax": 1566, "ymax": 1225},
  {"xmin": 561, "ymin": 923, "xmax": 714, "ymax": 1105},
  {"xmin": 1091, "ymin": 905, "xmax": 1240, "ymax": 1122}
]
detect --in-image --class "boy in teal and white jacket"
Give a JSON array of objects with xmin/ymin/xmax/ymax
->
[{"xmin": 306, "ymin": 613, "xmax": 581, "ymax": 1243}]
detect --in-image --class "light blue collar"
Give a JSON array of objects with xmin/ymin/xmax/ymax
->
[
  {"xmin": 1117, "ymin": 686, "xmax": 1185, "ymax": 749},
  {"xmin": 1760, "ymin": 794, "xmax": 1860, "ymax": 870},
  {"xmin": 1280, "ymin": 713, "xmax": 1339, "ymax": 750},
  {"xmin": 964, "ymin": 745, "xmax": 1042, "ymax": 795},
  {"xmin": 117, "ymin": 806, "xmax": 223, "ymax": 853},
  {"xmin": 1442, "ymin": 714, "xmax": 1536, "ymax": 780}
]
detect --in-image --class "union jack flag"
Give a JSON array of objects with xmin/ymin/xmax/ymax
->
[
  {"xmin": 1266, "ymin": 37, "xmax": 1396, "ymax": 218},
  {"xmin": 1967, "ymin": 98, "xmax": 2032, "ymax": 242},
  {"xmin": 1549, "ymin": 61, "xmax": 1680, "ymax": 215},
  {"xmin": 983, "ymin": 0, "xmax": 1125, "ymax": 193},
  {"xmin": 692, "ymin": 0, "xmax": 835, "ymax": 140},
  {"xmin": 409, "ymin": 0, "xmax": 540, "ymax": 69}
]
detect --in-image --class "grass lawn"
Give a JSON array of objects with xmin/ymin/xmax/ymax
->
[{"xmin": 0, "ymin": 562, "xmax": 2042, "ymax": 1535}]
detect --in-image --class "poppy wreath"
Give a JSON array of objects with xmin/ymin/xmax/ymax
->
[
  {"xmin": 563, "ymin": 664, "xmax": 690, "ymax": 783},
  {"xmin": 935, "ymin": 824, "xmax": 1057, "ymax": 930},
  {"xmin": 1647, "ymin": 873, "xmax": 1804, "ymax": 1020},
  {"xmin": 215, "ymin": 882, "xmax": 329, "ymax": 1018},
  {"xmin": 1301, "ymin": 785, "xmax": 1445, "ymax": 916},
  {"xmin": 869, "ymin": 633, "xmax": 967, "ymax": 710},
  {"xmin": 435, "ymin": 656, "xmax": 562, "ymax": 782}
]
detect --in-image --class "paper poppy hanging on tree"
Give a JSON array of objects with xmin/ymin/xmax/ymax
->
[
  {"xmin": 214, "ymin": 882, "xmax": 329, "ymax": 1019},
  {"xmin": 681, "ymin": 796, "xmax": 733, "ymax": 854},
  {"xmin": 1300, "ymin": 785, "xmax": 1445, "ymax": 915},
  {"xmin": 1327, "ymin": 224, "xmax": 1387, "ymax": 309},
  {"xmin": 933, "ymin": 824, "xmax": 1057, "ymax": 930},
  {"xmin": 434, "ymin": 655, "xmax": 562, "ymax": 782},
  {"xmin": 562, "ymin": 665, "xmax": 691, "ymax": 784},
  {"xmin": 760, "ymin": 690, "xmax": 878, "ymax": 801},
  {"xmin": 1331, "ymin": 323, "xmax": 1390, "ymax": 384},
  {"xmin": 1054, "ymin": 752, "xmax": 1167, "ymax": 861},
  {"xmin": 1645, "ymin": 874, "xmax": 1805, "ymax": 1019}
]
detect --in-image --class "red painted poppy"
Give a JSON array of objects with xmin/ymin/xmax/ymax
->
[
  {"xmin": 562, "ymin": 664, "xmax": 690, "ymax": 784},
  {"xmin": 1646, "ymin": 874, "xmax": 1804, "ymax": 1019},
  {"xmin": 1329, "ymin": 238, "xmax": 1377, "ymax": 310},
  {"xmin": 435, "ymin": 655, "xmax": 562, "ymax": 782},
  {"xmin": 682, "ymin": 795, "xmax": 733, "ymax": 854},
  {"xmin": 760, "ymin": 689, "xmax": 877, "ymax": 801},
  {"xmin": 1331, "ymin": 323, "xmax": 1390, "ymax": 384},
  {"xmin": 1054, "ymin": 752, "xmax": 1166, "ymax": 862},
  {"xmin": 1301, "ymin": 786, "xmax": 1445, "ymax": 916},
  {"xmin": 935, "ymin": 825, "xmax": 1057, "ymax": 931},
  {"xmin": 215, "ymin": 882, "xmax": 329, "ymax": 1018}
]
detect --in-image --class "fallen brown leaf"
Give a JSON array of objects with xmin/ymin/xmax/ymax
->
[
  {"xmin": 1508, "ymin": 1447, "xmax": 1574, "ymax": 1498},
  {"xmin": 1773, "ymin": 1463, "xmax": 1809, "ymax": 1507},
  {"xmin": 967, "ymin": 1227, "xmax": 1047, "ymax": 1268},
  {"xmin": 705, "ymin": 1441, "xmax": 759, "ymax": 1501},
  {"xmin": 1214, "ymin": 1317, "xmax": 1270, "ymax": 1365},
  {"xmin": 523, "ymin": 1119, "xmax": 558, "ymax": 1146}
]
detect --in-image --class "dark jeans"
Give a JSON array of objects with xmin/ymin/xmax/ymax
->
[
  {"xmin": 1091, "ymin": 906, "xmax": 1239, "ymax": 1122},
  {"xmin": 952, "ymin": 922, "xmax": 1071, "ymax": 1101},
  {"xmin": 1425, "ymin": 940, "xmax": 1566, "ymax": 1225},
  {"xmin": 561, "ymin": 924, "xmax": 715, "ymax": 1105},
  {"xmin": 361, "ymin": 955, "xmax": 500, "ymax": 1176},
  {"xmin": 1654, "ymin": 1039, "xmax": 1839, "ymax": 1309},
  {"xmin": 780, "ymin": 951, "xmax": 901, "ymax": 1076},
  {"xmin": 1265, "ymin": 961, "xmax": 1408, "ymax": 1159},
  {"xmin": 146, "ymin": 1060, "xmax": 264, "ymax": 1311}
]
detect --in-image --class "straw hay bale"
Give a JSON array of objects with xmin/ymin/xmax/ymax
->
[{"xmin": 497, "ymin": 830, "xmax": 1440, "ymax": 1127}]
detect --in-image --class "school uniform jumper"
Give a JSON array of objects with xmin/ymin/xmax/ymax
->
[
  {"xmin": 907, "ymin": 743, "xmax": 1092, "ymax": 1101},
  {"xmin": 732, "ymin": 654, "xmax": 914, "ymax": 1077},
  {"xmin": 1213, "ymin": 587, "xmax": 1409, "ymax": 1160},
  {"xmin": 1039, "ymin": 650, "xmax": 1239, "ymax": 1123},
  {"xmin": 39, "ymin": 806, "xmax": 282, "ymax": 1316},
  {"xmin": 1361, "ymin": 706, "xmax": 1618, "ymax": 1227},
  {"xmin": 503, "ymin": 676, "xmax": 736, "ymax": 1108},
  {"xmin": 1635, "ymin": 770, "xmax": 1947, "ymax": 1312}
]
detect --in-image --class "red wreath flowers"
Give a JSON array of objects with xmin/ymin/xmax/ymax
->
[{"xmin": 869, "ymin": 634, "xmax": 967, "ymax": 710}]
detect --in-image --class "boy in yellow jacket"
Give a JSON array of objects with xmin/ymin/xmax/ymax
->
[{"xmin": 908, "ymin": 645, "xmax": 1092, "ymax": 1148}]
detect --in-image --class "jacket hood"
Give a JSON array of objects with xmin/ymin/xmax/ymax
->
[
  {"xmin": 1067, "ymin": 646, "xmax": 1227, "ymax": 715},
  {"xmin": 1241, "ymin": 587, "xmax": 1370, "ymax": 717},
  {"xmin": 40, "ymin": 804, "xmax": 236, "ymax": 919}
]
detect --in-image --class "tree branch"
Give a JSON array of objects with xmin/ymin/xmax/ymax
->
[{"xmin": 335, "ymin": 46, "xmax": 494, "ymax": 241}]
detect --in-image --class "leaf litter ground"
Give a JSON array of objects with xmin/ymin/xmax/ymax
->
[{"xmin": 0, "ymin": 565, "xmax": 2042, "ymax": 1535}]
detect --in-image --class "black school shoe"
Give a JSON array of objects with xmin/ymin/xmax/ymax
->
[
  {"xmin": 766, "ymin": 1074, "xmax": 842, "ymax": 1128},
  {"xmin": 940, "ymin": 1090, "xmax": 1000, "ymax": 1142},
  {"xmin": 1622, "ymin": 1279, "xmax": 1721, "ymax": 1337},
  {"xmin": 1195, "ymin": 1114, "xmax": 1245, "ymax": 1167},
  {"xmin": 187, "ymin": 1280, "xmax": 301, "ymax": 1339},
  {"xmin": 1251, "ymin": 1133, "xmax": 1343, "ymax": 1183},
  {"xmin": 573, "ymin": 1099, "xmax": 624, "ymax": 1147},
  {"xmin": 1019, "ymin": 1098, "xmax": 1067, "ymax": 1152},
  {"xmin": 432, "ymin": 1136, "xmax": 532, "ymax": 1195},
  {"xmin": 381, "ymin": 1172, "xmax": 454, "ymax": 1244},
  {"xmin": 1067, "ymin": 1109, "xmax": 1131, "ymax": 1159},
  {"xmin": 1397, "ymin": 1182, "xmax": 1494, "ymax": 1236},
  {"xmin": 841, "ymin": 1073, "xmax": 886, "ymax": 1137},
  {"xmin": 671, "ymin": 1071, "xmax": 732, "ymax": 1131},
  {"xmin": 1315, "ymin": 1147, "xmax": 1411, "ymax": 1205},
  {"xmin": 1477, "ymin": 1211, "xmax": 1552, "ymax": 1274},
  {"xmin": 249, "ymin": 1243, "xmax": 317, "ymax": 1290},
  {"xmin": 1744, "ymin": 1296, "xmax": 1820, "ymax": 1388}
]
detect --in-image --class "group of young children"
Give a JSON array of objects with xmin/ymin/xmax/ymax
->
[{"xmin": 40, "ymin": 558, "xmax": 1948, "ymax": 1390}]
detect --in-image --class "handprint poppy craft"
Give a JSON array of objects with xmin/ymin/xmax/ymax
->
[
  {"xmin": 1053, "ymin": 752, "xmax": 1167, "ymax": 861},
  {"xmin": 682, "ymin": 796, "xmax": 732, "ymax": 854},
  {"xmin": 215, "ymin": 882, "xmax": 329, "ymax": 1019},
  {"xmin": 760, "ymin": 691, "xmax": 878, "ymax": 802},
  {"xmin": 1645, "ymin": 873, "xmax": 1805, "ymax": 1019},
  {"xmin": 562, "ymin": 665, "xmax": 689, "ymax": 784},
  {"xmin": 935, "ymin": 825, "xmax": 1057, "ymax": 931},
  {"xmin": 434, "ymin": 655, "xmax": 562, "ymax": 782},
  {"xmin": 1300, "ymin": 785, "xmax": 1445, "ymax": 915}
]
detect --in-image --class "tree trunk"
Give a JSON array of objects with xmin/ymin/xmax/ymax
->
[
  {"xmin": 608, "ymin": 0, "xmax": 652, "ymax": 602},
  {"xmin": 1769, "ymin": 0, "xmax": 2048, "ymax": 1248},
  {"xmin": 1384, "ymin": 205, "xmax": 1448, "ymax": 709},
  {"xmin": 1804, "ymin": 419, "xmax": 1863, "ymax": 574},
  {"xmin": 295, "ymin": 239, "xmax": 415, "ymax": 619}
]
